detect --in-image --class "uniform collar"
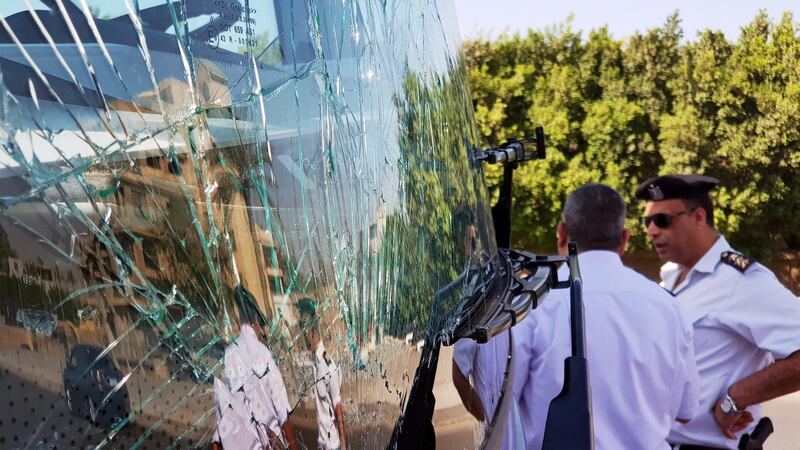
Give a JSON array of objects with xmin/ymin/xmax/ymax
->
[
  {"xmin": 239, "ymin": 323, "xmax": 258, "ymax": 341},
  {"xmin": 224, "ymin": 324, "xmax": 272, "ymax": 391},
  {"xmin": 577, "ymin": 250, "xmax": 624, "ymax": 268},
  {"xmin": 659, "ymin": 235, "xmax": 731, "ymax": 293},
  {"xmin": 554, "ymin": 251, "xmax": 620, "ymax": 286},
  {"xmin": 691, "ymin": 235, "xmax": 731, "ymax": 274}
]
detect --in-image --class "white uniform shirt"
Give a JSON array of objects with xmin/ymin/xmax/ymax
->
[
  {"xmin": 453, "ymin": 331, "xmax": 519, "ymax": 448},
  {"xmin": 313, "ymin": 341, "xmax": 343, "ymax": 450},
  {"xmin": 512, "ymin": 251, "xmax": 699, "ymax": 450},
  {"xmin": 214, "ymin": 324, "xmax": 292, "ymax": 449},
  {"xmin": 453, "ymin": 332, "xmax": 509, "ymax": 421},
  {"xmin": 665, "ymin": 236, "xmax": 800, "ymax": 449}
]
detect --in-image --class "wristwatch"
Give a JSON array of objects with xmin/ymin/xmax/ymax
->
[{"xmin": 719, "ymin": 390, "xmax": 742, "ymax": 416}]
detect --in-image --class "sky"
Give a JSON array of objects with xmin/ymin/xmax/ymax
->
[{"xmin": 454, "ymin": 0, "xmax": 800, "ymax": 42}]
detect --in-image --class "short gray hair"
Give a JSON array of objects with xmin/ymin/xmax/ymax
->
[{"xmin": 562, "ymin": 183, "xmax": 626, "ymax": 252}]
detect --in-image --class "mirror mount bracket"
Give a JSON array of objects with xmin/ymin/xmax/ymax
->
[{"xmin": 475, "ymin": 127, "xmax": 546, "ymax": 248}]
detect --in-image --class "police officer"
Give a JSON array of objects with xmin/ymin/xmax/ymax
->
[
  {"xmin": 513, "ymin": 183, "xmax": 700, "ymax": 450},
  {"xmin": 213, "ymin": 284, "xmax": 297, "ymax": 450},
  {"xmin": 636, "ymin": 174, "xmax": 800, "ymax": 450},
  {"xmin": 452, "ymin": 333, "xmax": 508, "ymax": 421},
  {"xmin": 297, "ymin": 298, "xmax": 347, "ymax": 450}
]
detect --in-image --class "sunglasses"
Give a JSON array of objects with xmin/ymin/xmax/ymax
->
[{"xmin": 642, "ymin": 210, "xmax": 691, "ymax": 229}]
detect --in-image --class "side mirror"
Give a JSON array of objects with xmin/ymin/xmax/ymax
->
[{"xmin": 476, "ymin": 126, "xmax": 546, "ymax": 248}]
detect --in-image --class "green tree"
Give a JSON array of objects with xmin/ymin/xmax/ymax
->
[{"xmin": 464, "ymin": 10, "xmax": 800, "ymax": 258}]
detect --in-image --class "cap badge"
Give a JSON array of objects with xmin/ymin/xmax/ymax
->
[{"xmin": 648, "ymin": 184, "xmax": 664, "ymax": 201}]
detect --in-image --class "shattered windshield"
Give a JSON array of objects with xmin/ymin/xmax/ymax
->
[{"xmin": 0, "ymin": 0, "xmax": 504, "ymax": 448}]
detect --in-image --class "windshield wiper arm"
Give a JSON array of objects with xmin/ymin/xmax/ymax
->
[{"xmin": 391, "ymin": 246, "xmax": 568, "ymax": 449}]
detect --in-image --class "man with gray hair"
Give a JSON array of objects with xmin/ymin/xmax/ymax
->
[{"xmin": 511, "ymin": 183, "xmax": 700, "ymax": 449}]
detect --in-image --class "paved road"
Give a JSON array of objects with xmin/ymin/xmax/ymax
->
[
  {"xmin": 2, "ymin": 344, "xmax": 797, "ymax": 449},
  {"xmin": 763, "ymin": 393, "xmax": 800, "ymax": 450},
  {"xmin": 0, "ymin": 370, "xmax": 188, "ymax": 449},
  {"xmin": 0, "ymin": 348, "xmax": 211, "ymax": 449}
]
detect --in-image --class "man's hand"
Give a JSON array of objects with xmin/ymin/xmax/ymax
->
[
  {"xmin": 712, "ymin": 398, "xmax": 754, "ymax": 440},
  {"xmin": 282, "ymin": 421, "xmax": 298, "ymax": 450},
  {"xmin": 335, "ymin": 403, "xmax": 347, "ymax": 450}
]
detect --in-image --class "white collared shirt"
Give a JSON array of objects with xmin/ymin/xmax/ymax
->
[
  {"xmin": 313, "ymin": 341, "xmax": 343, "ymax": 449},
  {"xmin": 665, "ymin": 236, "xmax": 800, "ymax": 449},
  {"xmin": 453, "ymin": 332, "xmax": 508, "ymax": 422},
  {"xmin": 513, "ymin": 251, "xmax": 699, "ymax": 450},
  {"xmin": 453, "ymin": 330, "xmax": 518, "ymax": 449},
  {"xmin": 214, "ymin": 324, "xmax": 291, "ymax": 449}
]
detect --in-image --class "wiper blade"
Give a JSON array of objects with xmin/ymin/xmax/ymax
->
[
  {"xmin": 542, "ymin": 243, "xmax": 594, "ymax": 450},
  {"xmin": 390, "ymin": 248, "xmax": 564, "ymax": 449},
  {"xmin": 444, "ymin": 248, "xmax": 561, "ymax": 345}
]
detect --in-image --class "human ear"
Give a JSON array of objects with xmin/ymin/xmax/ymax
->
[
  {"xmin": 619, "ymin": 229, "xmax": 630, "ymax": 256},
  {"xmin": 556, "ymin": 221, "xmax": 568, "ymax": 255},
  {"xmin": 693, "ymin": 207, "xmax": 707, "ymax": 227}
]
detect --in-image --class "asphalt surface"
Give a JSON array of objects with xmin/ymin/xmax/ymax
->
[
  {"xmin": 0, "ymin": 370, "xmax": 190, "ymax": 449},
  {"xmin": 0, "ymin": 347, "xmax": 212, "ymax": 449},
  {"xmin": 763, "ymin": 393, "xmax": 800, "ymax": 450},
  {"xmin": 1, "ymin": 344, "xmax": 797, "ymax": 449}
]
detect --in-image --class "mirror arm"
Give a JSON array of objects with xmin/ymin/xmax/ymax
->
[{"xmin": 475, "ymin": 127, "xmax": 546, "ymax": 248}]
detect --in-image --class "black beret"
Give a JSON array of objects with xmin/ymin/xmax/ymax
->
[
  {"xmin": 635, "ymin": 174, "xmax": 719, "ymax": 201},
  {"xmin": 235, "ymin": 284, "xmax": 267, "ymax": 327}
]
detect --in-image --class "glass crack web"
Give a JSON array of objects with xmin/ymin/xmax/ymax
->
[{"xmin": 0, "ymin": 1, "xmax": 499, "ymax": 448}]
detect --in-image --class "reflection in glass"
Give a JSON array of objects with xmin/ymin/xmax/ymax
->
[
  {"xmin": 213, "ymin": 285, "xmax": 296, "ymax": 449},
  {"xmin": 0, "ymin": 0, "xmax": 506, "ymax": 448},
  {"xmin": 297, "ymin": 297, "xmax": 346, "ymax": 450}
]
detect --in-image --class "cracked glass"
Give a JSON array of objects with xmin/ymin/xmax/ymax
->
[{"xmin": 0, "ymin": 1, "xmax": 510, "ymax": 448}]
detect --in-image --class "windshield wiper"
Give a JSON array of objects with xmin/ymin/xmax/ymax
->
[
  {"xmin": 392, "ymin": 132, "xmax": 594, "ymax": 449},
  {"xmin": 391, "ymin": 245, "xmax": 580, "ymax": 449}
]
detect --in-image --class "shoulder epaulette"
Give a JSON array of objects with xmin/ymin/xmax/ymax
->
[{"xmin": 720, "ymin": 251, "xmax": 755, "ymax": 273}]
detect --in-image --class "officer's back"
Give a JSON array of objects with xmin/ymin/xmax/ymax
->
[{"xmin": 512, "ymin": 183, "xmax": 700, "ymax": 450}]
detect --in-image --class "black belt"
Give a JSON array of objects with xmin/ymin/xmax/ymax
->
[{"xmin": 670, "ymin": 417, "xmax": 773, "ymax": 450}]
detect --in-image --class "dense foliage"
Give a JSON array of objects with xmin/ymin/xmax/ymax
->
[
  {"xmin": 386, "ymin": 63, "xmax": 490, "ymax": 333},
  {"xmin": 464, "ymin": 12, "xmax": 800, "ymax": 258}
]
